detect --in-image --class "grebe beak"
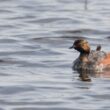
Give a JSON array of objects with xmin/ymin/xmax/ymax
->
[{"xmin": 69, "ymin": 45, "xmax": 75, "ymax": 49}]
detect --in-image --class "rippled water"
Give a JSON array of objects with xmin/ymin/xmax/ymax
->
[{"xmin": 1, "ymin": 0, "xmax": 110, "ymax": 110}]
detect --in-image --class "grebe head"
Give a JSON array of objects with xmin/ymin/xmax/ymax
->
[
  {"xmin": 96, "ymin": 45, "xmax": 101, "ymax": 51},
  {"xmin": 69, "ymin": 39, "xmax": 90, "ymax": 54}
]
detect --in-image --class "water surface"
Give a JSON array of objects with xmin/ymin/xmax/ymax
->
[{"xmin": 0, "ymin": 0, "xmax": 110, "ymax": 110}]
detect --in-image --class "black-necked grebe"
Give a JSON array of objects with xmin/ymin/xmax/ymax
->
[{"xmin": 69, "ymin": 39, "xmax": 110, "ymax": 81}]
